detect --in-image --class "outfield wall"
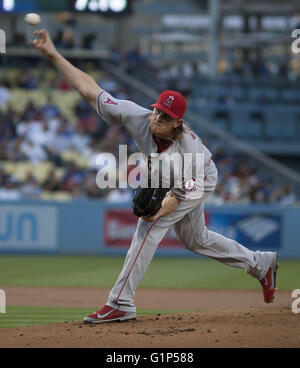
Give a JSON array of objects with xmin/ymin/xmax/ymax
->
[{"xmin": 0, "ymin": 200, "xmax": 299, "ymax": 258}]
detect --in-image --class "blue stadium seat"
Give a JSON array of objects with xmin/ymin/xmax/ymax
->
[
  {"xmin": 265, "ymin": 107, "xmax": 296, "ymax": 140},
  {"xmin": 281, "ymin": 89, "xmax": 296, "ymax": 102},
  {"xmin": 230, "ymin": 86, "xmax": 246, "ymax": 100},
  {"xmin": 265, "ymin": 120, "xmax": 296, "ymax": 140},
  {"xmin": 231, "ymin": 106, "xmax": 265, "ymax": 139},
  {"xmin": 264, "ymin": 88, "xmax": 279, "ymax": 101},
  {"xmin": 248, "ymin": 87, "xmax": 278, "ymax": 102},
  {"xmin": 291, "ymin": 108, "xmax": 300, "ymax": 139},
  {"xmin": 213, "ymin": 119, "xmax": 229, "ymax": 131},
  {"xmin": 248, "ymin": 87, "xmax": 262, "ymax": 101},
  {"xmin": 231, "ymin": 120, "xmax": 248, "ymax": 137},
  {"xmin": 247, "ymin": 119, "xmax": 264, "ymax": 138}
]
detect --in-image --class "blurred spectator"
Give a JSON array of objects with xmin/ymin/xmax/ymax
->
[
  {"xmin": 110, "ymin": 47, "xmax": 121, "ymax": 65},
  {"xmin": 82, "ymin": 34, "xmax": 98, "ymax": 50},
  {"xmin": 6, "ymin": 137, "xmax": 27, "ymax": 161},
  {"xmin": 70, "ymin": 123, "xmax": 91, "ymax": 154},
  {"xmin": 0, "ymin": 113, "xmax": 16, "ymax": 140},
  {"xmin": 0, "ymin": 79, "xmax": 11, "ymax": 107},
  {"xmin": 98, "ymin": 73, "xmax": 119, "ymax": 95},
  {"xmin": 0, "ymin": 138, "xmax": 9, "ymax": 160},
  {"xmin": 0, "ymin": 176, "xmax": 22, "ymax": 200},
  {"xmin": 205, "ymin": 184, "xmax": 225, "ymax": 205},
  {"xmin": 84, "ymin": 170, "xmax": 107, "ymax": 199},
  {"xmin": 17, "ymin": 70, "xmax": 39, "ymax": 89},
  {"xmin": 0, "ymin": 65, "xmax": 297, "ymax": 204},
  {"xmin": 77, "ymin": 109, "xmax": 106, "ymax": 138},
  {"xmin": 60, "ymin": 162, "xmax": 84, "ymax": 192},
  {"xmin": 42, "ymin": 169, "xmax": 61, "ymax": 192},
  {"xmin": 54, "ymin": 28, "xmax": 75, "ymax": 49},
  {"xmin": 0, "ymin": 168, "xmax": 9, "ymax": 186},
  {"xmin": 70, "ymin": 182, "xmax": 86, "ymax": 200},
  {"xmin": 61, "ymin": 28, "xmax": 75, "ymax": 49},
  {"xmin": 124, "ymin": 47, "xmax": 146, "ymax": 74},
  {"xmin": 12, "ymin": 32, "xmax": 25, "ymax": 47},
  {"xmin": 271, "ymin": 183, "xmax": 296, "ymax": 205},
  {"xmin": 106, "ymin": 188, "xmax": 133, "ymax": 202},
  {"xmin": 50, "ymin": 74, "xmax": 71, "ymax": 90},
  {"xmin": 42, "ymin": 95, "xmax": 60, "ymax": 119},
  {"xmin": 20, "ymin": 138, "xmax": 47, "ymax": 163},
  {"xmin": 21, "ymin": 174, "xmax": 42, "ymax": 199},
  {"xmin": 55, "ymin": 12, "xmax": 77, "ymax": 49}
]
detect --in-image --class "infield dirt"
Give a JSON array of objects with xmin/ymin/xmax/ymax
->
[{"xmin": 0, "ymin": 286, "xmax": 299, "ymax": 348}]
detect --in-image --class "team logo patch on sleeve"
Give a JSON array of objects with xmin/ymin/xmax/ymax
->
[
  {"xmin": 182, "ymin": 177, "xmax": 196, "ymax": 192},
  {"xmin": 104, "ymin": 98, "xmax": 118, "ymax": 105}
]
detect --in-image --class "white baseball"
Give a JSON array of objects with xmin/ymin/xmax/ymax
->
[{"xmin": 25, "ymin": 13, "xmax": 41, "ymax": 26}]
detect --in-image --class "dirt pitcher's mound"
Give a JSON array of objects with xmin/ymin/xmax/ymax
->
[
  {"xmin": 0, "ymin": 286, "xmax": 299, "ymax": 347},
  {"xmin": 1, "ymin": 286, "xmax": 293, "ymax": 310},
  {"xmin": 1, "ymin": 308, "xmax": 299, "ymax": 348}
]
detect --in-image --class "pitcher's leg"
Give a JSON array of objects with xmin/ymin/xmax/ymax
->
[
  {"xmin": 107, "ymin": 197, "xmax": 205, "ymax": 312},
  {"xmin": 174, "ymin": 204, "xmax": 274, "ymax": 280},
  {"xmin": 193, "ymin": 227, "xmax": 273, "ymax": 279},
  {"xmin": 107, "ymin": 218, "xmax": 169, "ymax": 312}
]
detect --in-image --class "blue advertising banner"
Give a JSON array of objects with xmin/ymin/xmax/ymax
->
[
  {"xmin": 0, "ymin": 205, "xmax": 58, "ymax": 251},
  {"xmin": 0, "ymin": 200, "xmax": 298, "ymax": 257},
  {"xmin": 206, "ymin": 212, "xmax": 281, "ymax": 250}
]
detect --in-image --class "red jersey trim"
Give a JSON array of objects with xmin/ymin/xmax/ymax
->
[
  {"xmin": 96, "ymin": 90, "xmax": 105, "ymax": 117},
  {"xmin": 171, "ymin": 189, "xmax": 185, "ymax": 199},
  {"xmin": 116, "ymin": 219, "xmax": 158, "ymax": 303}
]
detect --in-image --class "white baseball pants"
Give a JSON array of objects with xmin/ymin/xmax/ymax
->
[{"xmin": 106, "ymin": 192, "xmax": 274, "ymax": 313}]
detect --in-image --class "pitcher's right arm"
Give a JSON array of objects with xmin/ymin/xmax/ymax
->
[{"xmin": 32, "ymin": 29, "xmax": 101, "ymax": 110}]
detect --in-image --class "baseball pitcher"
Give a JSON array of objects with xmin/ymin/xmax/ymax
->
[{"xmin": 32, "ymin": 30, "xmax": 278, "ymax": 324}]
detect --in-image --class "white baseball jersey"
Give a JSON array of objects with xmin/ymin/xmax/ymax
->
[{"xmin": 96, "ymin": 90, "xmax": 218, "ymax": 199}]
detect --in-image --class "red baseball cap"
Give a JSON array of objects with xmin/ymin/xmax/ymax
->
[{"xmin": 151, "ymin": 90, "xmax": 187, "ymax": 119}]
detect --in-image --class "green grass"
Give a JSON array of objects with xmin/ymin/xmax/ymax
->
[
  {"xmin": 0, "ymin": 256, "xmax": 299, "ymax": 291},
  {"xmin": 0, "ymin": 306, "xmax": 191, "ymax": 329}
]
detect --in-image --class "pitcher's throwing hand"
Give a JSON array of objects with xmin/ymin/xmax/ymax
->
[{"xmin": 31, "ymin": 29, "xmax": 57, "ymax": 59}]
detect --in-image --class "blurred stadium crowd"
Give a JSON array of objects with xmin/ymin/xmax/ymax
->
[{"xmin": 0, "ymin": 61, "xmax": 296, "ymax": 204}]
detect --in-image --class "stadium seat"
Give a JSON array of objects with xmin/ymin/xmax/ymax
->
[
  {"xmin": 247, "ymin": 119, "xmax": 264, "ymax": 139},
  {"xmin": 248, "ymin": 87, "xmax": 262, "ymax": 101},
  {"xmin": 61, "ymin": 150, "xmax": 89, "ymax": 168},
  {"xmin": 41, "ymin": 191, "xmax": 72, "ymax": 201},
  {"xmin": 14, "ymin": 162, "xmax": 33, "ymax": 181},
  {"xmin": 247, "ymin": 87, "xmax": 278, "ymax": 102},
  {"xmin": 2, "ymin": 161, "xmax": 16, "ymax": 175},
  {"xmin": 230, "ymin": 86, "xmax": 246, "ymax": 100},
  {"xmin": 41, "ymin": 191, "xmax": 54, "ymax": 200},
  {"xmin": 265, "ymin": 121, "xmax": 295, "ymax": 140},
  {"xmin": 231, "ymin": 120, "xmax": 247, "ymax": 138},
  {"xmin": 6, "ymin": 68, "xmax": 21, "ymax": 87},
  {"xmin": 264, "ymin": 88, "xmax": 279, "ymax": 101},
  {"xmin": 54, "ymin": 167, "xmax": 66, "ymax": 180},
  {"xmin": 52, "ymin": 191, "xmax": 72, "ymax": 201},
  {"xmin": 211, "ymin": 108, "xmax": 231, "ymax": 132},
  {"xmin": 31, "ymin": 162, "xmax": 55, "ymax": 183},
  {"xmin": 214, "ymin": 119, "xmax": 230, "ymax": 131},
  {"xmin": 8, "ymin": 89, "xmax": 81, "ymax": 122},
  {"xmin": 281, "ymin": 88, "xmax": 295, "ymax": 102}
]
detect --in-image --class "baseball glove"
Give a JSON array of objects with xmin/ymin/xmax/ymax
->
[{"xmin": 132, "ymin": 176, "xmax": 170, "ymax": 218}]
